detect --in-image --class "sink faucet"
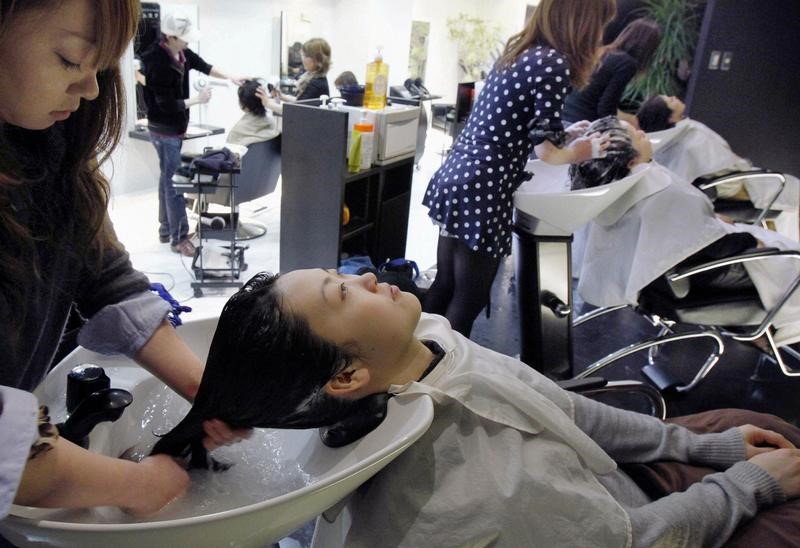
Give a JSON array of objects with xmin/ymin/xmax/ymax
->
[{"xmin": 57, "ymin": 365, "xmax": 133, "ymax": 448}]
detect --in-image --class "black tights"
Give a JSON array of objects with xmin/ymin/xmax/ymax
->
[{"xmin": 423, "ymin": 235, "xmax": 501, "ymax": 337}]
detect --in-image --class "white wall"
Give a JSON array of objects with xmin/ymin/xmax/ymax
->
[{"xmin": 112, "ymin": 0, "xmax": 538, "ymax": 196}]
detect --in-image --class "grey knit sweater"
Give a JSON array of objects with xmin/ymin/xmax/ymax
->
[{"xmin": 571, "ymin": 393, "xmax": 785, "ymax": 547}]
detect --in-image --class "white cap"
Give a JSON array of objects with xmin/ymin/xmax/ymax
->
[{"xmin": 160, "ymin": 12, "xmax": 201, "ymax": 43}]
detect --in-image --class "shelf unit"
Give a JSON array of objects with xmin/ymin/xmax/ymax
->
[{"xmin": 280, "ymin": 102, "xmax": 414, "ymax": 272}]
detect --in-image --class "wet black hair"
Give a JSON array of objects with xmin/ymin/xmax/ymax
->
[
  {"xmin": 238, "ymin": 79, "xmax": 267, "ymax": 117},
  {"xmin": 568, "ymin": 116, "xmax": 639, "ymax": 189},
  {"xmin": 151, "ymin": 272, "xmax": 360, "ymax": 468},
  {"xmin": 636, "ymin": 95, "xmax": 674, "ymax": 132}
]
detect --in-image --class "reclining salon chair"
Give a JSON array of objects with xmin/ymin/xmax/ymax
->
[
  {"xmin": 513, "ymin": 161, "xmax": 800, "ymax": 396},
  {"xmin": 649, "ymin": 124, "xmax": 790, "ymax": 230},
  {"xmin": 203, "ymin": 136, "xmax": 282, "ymax": 240}
]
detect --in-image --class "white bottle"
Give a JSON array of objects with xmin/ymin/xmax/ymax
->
[{"xmin": 355, "ymin": 110, "xmax": 374, "ymax": 170}]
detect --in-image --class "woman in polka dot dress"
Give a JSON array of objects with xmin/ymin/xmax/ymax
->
[{"xmin": 423, "ymin": 0, "xmax": 617, "ymax": 337}]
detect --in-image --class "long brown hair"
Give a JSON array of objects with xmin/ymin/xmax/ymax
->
[
  {"xmin": 602, "ymin": 18, "xmax": 661, "ymax": 74},
  {"xmin": 0, "ymin": 0, "xmax": 139, "ymax": 348},
  {"xmin": 496, "ymin": 0, "xmax": 616, "ymax": 89}
]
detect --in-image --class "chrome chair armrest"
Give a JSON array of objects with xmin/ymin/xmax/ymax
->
[
  {"xmin": 668, "ymin": 249, "xmax": 800, "ymax": 341},
  {"xmin": 668, "ymin": 248, "xmax": 800, "ymax": 282},
  {"xmin": 697, "ymin": 169, "xmax": 786, "ymax": 224}
]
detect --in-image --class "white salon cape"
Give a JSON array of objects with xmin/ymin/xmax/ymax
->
[
  {"xmin": 330, "ymin": 314, "xmax": 631, "ymax": 548},
  {"xmin": 652, "ymin": 118, "xmax": 799, "ymax": 213},
  {"xmin": 579, "ymin": 163, "xmax": 800, "ymax": 344}
]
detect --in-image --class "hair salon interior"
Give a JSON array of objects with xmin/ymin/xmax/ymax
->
[{"xmin": 4, "ymin": 0, "xmax": 800, "ymax": 546}]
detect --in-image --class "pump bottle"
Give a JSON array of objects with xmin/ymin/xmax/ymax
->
[{"xmin": 363, "ymin": 48, "xmax": 389, "ymax": 110}]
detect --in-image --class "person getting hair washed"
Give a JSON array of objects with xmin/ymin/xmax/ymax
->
[
  {"xmin": 421, "ymin": 0, "xmax": 616, "ymax": 337},
  {"xmin": 0, "ymin": 0, "xmax": 247, "ymax": 520},
  {"xmin": 563, "ymin": 17, "xmax": 661, "ymax": 128},
  {"xmin": 155, "ymin": 269, "xmax": 800, "ymax": 547}
]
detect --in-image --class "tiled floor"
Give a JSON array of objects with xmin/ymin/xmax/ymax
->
[{"xmin": 107, "ymin": 125, "xmax": 800, "ymax": 547}]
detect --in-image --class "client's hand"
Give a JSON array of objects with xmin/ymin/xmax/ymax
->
[
  {"xmin": 123, "ymin": 454, "xmax": 190, "ymax": 516},
  {"xmin": 750, "ymin": 448, "xmax": 800, "ymax": 498},
  {"xmin": 202, "ymin": 418, "xmax": 252, "ymax": 450},
  {"xmin": 739, "ymin": 424, "xmax": 796, "ymax": 458},
  {"xmin": 255, "ymin": 85, "xmax": 271, "ymax": 107}
]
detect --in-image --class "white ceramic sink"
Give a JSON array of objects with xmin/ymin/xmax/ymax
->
[
  {"xmin": 515, "ymin": 160, "xmax": 648, "ymax": 235},
  {"xmin": 648, "ymin": 122, "xmax": 689, "ymax": 153},
  {"xmin": 0, "ymin": 317, "xmax": 433, "ymax": 548}
]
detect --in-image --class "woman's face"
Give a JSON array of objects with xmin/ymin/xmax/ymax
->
[
  {"xmin": 660, "ymin": 95, "xmax": 685, "ymax": 124},
  {"xmin": 277, "ymin": 269, "xmax": 422, "ymax": 367},
  {"xmin": 621, "ymin": 120, "xmax": 653, "ymax": 164},
  {"xmin": 0, "ymin": 0, "xmax": 100, "ymax": 129},
  {"xmin": 301, "ymin": 50, "xmax": 317, "ymax": 73}
]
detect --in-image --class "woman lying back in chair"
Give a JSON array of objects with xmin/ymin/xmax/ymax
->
[
  {"xmin": 152, "ymin": 270, "xmax": 800, "ymax": 547},
  {"xmin": 636, "ymin": 95, "xmax": 798, "ymax": 219},
  {"xmin": 571, "ymin": 116, "xmax": 800, "ymax": 348}
]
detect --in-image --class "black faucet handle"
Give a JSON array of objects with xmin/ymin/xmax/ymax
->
[
  {"xmin": 58, "ymin": 388, "xmax": 133, "ymax": 447},
  {"xmin": 66, "ymin": 364, "xmax": 111, "ymax": 413}
]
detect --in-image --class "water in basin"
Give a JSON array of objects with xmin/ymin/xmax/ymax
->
[{"xmin": 1, "ymin": 316, "xmax": 434, "ymax": 548}]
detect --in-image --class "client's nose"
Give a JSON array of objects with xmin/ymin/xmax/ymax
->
[{"xmin": 359, "ymin": 271, "xmax": 378, "ymax": 291}]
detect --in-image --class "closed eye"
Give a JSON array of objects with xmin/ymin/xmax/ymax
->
[
  {"xmin": 339, "ymin": 282, "xmax": 348, "ymax": 300},
  {"xmin": 57, "ymin": 53, "xmax": 81, "ymax": 71}
]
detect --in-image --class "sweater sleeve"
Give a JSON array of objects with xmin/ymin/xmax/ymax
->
[
  {"xmin": 0, "ymin": 386, "xmax": 38, "ymax": 519},
  {"xmin": 595, "ymin": 54, "xmax": 637, "ymax": 117},
  {"xmin": 627, "ymin": 462, "xmax": 784, "ymax": 548},
  {"xmin": 184, "ymin": 48, "xmax": 213, "ymax": 75},
  {"xmin": 570, "ymin": 393, "xmax": 787, "ymax": 547},
  {"xmin": 73, "ymin": 218, "xmax": 170, "ymax": 357},
  {"xmin": 570, "ymin": 392, "xmax": 745, "ymax": 467}
]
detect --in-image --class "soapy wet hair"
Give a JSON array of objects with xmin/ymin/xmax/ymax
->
[
  {"xmin": 151, "ymin": 272, "xmax": 360, "ymax": 468},
  {"xmin": 569, "ymin": 116, "xmax": 638, "ymax": 189}
]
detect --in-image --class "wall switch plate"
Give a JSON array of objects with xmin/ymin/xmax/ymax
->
[
  {"xmin": 708, "ymin": 50, "xmax": 722, "ymax": 70},
  {"xmin": 720, "ymin": 51, "xmax": 733, "ymax": 71}
]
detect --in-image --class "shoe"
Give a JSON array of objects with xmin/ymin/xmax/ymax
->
[
  {"xmin": 159, "ymin": 234, "xmax": 170, "ymax": 243},
  {"xmin": 170, "ymin": 239, "xmax": 196, "ymax": 257}
]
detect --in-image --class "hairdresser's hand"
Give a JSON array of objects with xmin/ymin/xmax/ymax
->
[
  {"xmin": 569, "ymin": 132, "xmax": 609, "ymax": 163},
  {"xmin": 750, "ymin": 448, "xmax": 800, "ymax": 498},
  {"xmin": 740, "ymin": 424, "xmax": 796, "ymax": 459},
  {"xmin": 229, "ymin": 75, "xmax": 248, "ymax": 86},
  {"xmin": 564, "ymin": 120, "xmax": 591, "ymax": 143},
  {"xmin": 202, "ymin": 418, "xmax": 253, "ymax": 450},
  {"xmin": 123, "ymin": 454, "xmax": 190, "ymax": 516},
  {"xmin": 255, "ymin": 85, "xmax": 271, "ymax": 107},
  {"xmin": 197, "ymin": 88, "xmax": 212, "ymax": 104}
]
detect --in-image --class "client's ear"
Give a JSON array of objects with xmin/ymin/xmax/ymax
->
[{"xmin": 324, "ymin": 365, "xmax": 371, "ymax": 399}]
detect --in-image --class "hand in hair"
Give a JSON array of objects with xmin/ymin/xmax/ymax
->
[{"xmin": 202, "ymin": 418, "xmax": 252, "ymax": 450}]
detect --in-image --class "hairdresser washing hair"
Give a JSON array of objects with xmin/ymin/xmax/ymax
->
[
  {"xmin": 422, "ymin": 0, "xmax": 616, "ymax": 337},
  {"xmin": 0, "ymin": 0, "xmax": 247, "ymax": 521}
]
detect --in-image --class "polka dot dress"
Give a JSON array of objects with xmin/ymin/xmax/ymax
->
[{"xmin": 423, "ymin": 46, "xmax": 570, "ymax": 257}]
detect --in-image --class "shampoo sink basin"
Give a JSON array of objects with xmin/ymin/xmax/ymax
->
[
  {"xmin": 515, "ymin": 160, "xmax": 648, "ymax": 236},
  {"xmin": 0, "ymin": 317, "xmax": 433, "ymax": 548}
]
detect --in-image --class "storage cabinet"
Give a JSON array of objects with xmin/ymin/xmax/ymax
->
[{"xmin": 280, "ymin": 102, "xmax": 414, "ymax": 272}]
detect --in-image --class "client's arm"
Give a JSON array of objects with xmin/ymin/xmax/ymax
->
[
  {"xmin": 570, "ymin": 393, "xmax": 744, "ymax": 466},
  {"xmin": 572, "ymin": 394, "xmax": 795, "ymax": 547}
]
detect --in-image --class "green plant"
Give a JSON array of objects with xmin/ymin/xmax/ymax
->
[
  {"xmin": 624, "ymin": 0, "xmax": 703, "ymax": 103},
  {"xmin": 446, "ymin": 13, "xmax": 503, "ymax": 81}
]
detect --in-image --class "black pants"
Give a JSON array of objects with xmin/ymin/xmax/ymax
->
[{"xmin": 423, "ymin": 235, "xmax": 501, "ymax": 337}]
